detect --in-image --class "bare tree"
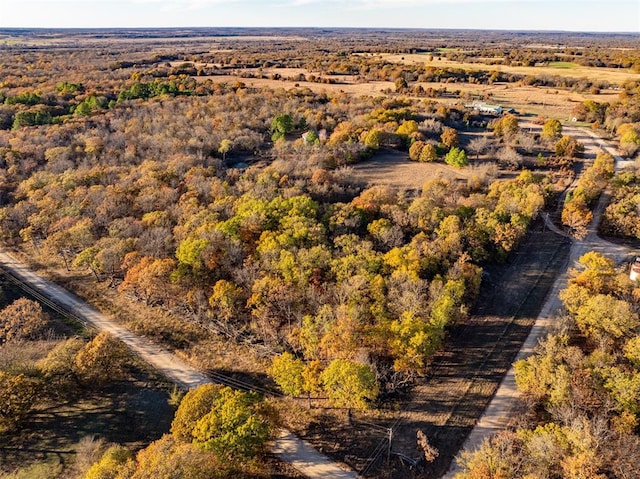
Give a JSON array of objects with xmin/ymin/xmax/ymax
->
[
  {"xmin": 467, "ymin": 136, "xmax": 489, "ymax": 160},
  {"xmin": 497, "ymin": 146, "xmax": 523, "ymax": 169}
]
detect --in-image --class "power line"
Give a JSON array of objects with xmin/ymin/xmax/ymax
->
[
  {"xmin": 0, "ymin": 264, "xmax": 280, "ymax": 399},
  {"xmin": 0, "ymin": 267, "xmax": 92, "ymax": 331}
]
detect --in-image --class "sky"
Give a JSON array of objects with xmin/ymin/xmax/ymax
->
[{"xmin": 0, "ymin": 0, "xmax": 638, "ymax": 32}]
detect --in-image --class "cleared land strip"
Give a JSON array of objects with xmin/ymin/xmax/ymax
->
[
  {"xmin": 0, "ymin": 248, "xmax": 357, "ymax": 479},
  {"xmin": 444, "ymin": 129, "xmax": 636, "ymax": 477},
  {"xmin": 383, "ymin": 227, "xmax": 571, "ymax": 478}
]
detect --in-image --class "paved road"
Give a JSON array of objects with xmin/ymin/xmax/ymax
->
[
  {"xmin": 0, "ymin": 249, "xmax": 357, "ymax": 479},
  {"xmin": 444, "ymin": 127, "xmax": 637, "ymax": 477}
]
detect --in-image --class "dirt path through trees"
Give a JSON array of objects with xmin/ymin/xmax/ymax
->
[
  {"xmin": 0, "ymin": 249, "xmax": 357, "ymax": 479},
  {"xmin": 443, "ymin": 128, "xmax": 636, "ymax": 478}
]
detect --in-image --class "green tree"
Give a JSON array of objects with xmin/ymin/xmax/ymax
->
[
  {"xmin": 620, "ymin": 129, "xmax": 640, "ymax": 156},
  {"xmin": 624, "ymin": 336, "xmax": 640, "ymax": 369},
  {"xmin": 429, "ymin": 279, "xmax": 465, "ymax": 328},
  {"xmin": 321, "ymin": 359, "xmax": 378, "ymax": 409},
  {"xmin": 176, "ymin": 237, "xmax": 209, "ymax": 272},
  {"xmin": 74, "ymin": 95, "xmax": 107, "ymax": 116},
  {"xmin": 542, "ymin": 118, "xmax": 563, "ymax": 140},
  {"xmin": 208, "ymin": 279, "xmax": 242, "ymax": 323},
  {"xmin": 389, "ymin": 312, "xmax": 441, "ymax": 373},
  {"xmin": 444, "ymin": 147, "xmax": 468, "ymax": 168},
  {"xmin": 74, "ymin": 246, "xmax": 102, "ymax": 281},
  {"xmin": 171, "ymin": 384, "xmax": 224, "ymax": 441},
  {"xmin": 192, "ymin": 387, "xmax": 271, "ymax": 459},
  {"xmin": 514, "ymin": 334, "xmax": 573, "ymax": 407},
  {"xmin": 217, "ymin": 139, "xmax": 232, "ymax": 161},
  {"xmin": 83, "ymin": 445, "xmax": 133, "ymax": 479},
  {"xmin": 12, "ymin": 109, "xmax": 53, "ymax": 129},
  {"xmin": 397, "ymin": 120, "xmax": 419, "ymax": 137},
  {"xmin": 268, "ymin": 352, "xmax": 305, "ymax": 397},
  {"xmin": 270, "ymin": 114, "xmax": 294, "ymax": 141},
  {"xmin": 363, "ymin": 129, "xmax": 383, "ymax": 150},
  {"xmin": 303, "ymin": 129, "xmax": 319, "ymax": 144},
  {"xmin": 575, "ymin": 294, "xmax": 639, "ymax": 342},
  {"xmin": 602, "ymin": 367, "xmax": 640, "ymax": 415}
]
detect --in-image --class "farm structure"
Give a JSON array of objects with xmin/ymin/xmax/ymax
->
[{"xmin": 630, "ymin": 258, "xmax": 640, "ymax": 281}]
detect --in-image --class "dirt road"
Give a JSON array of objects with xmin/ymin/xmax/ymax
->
[
  {"xmin": 444, "ymin": 127, "xmax": 637, "ymax": 477},
  {"xmin": 381, "ymin": 227, "xmax": 570, "ymax": 478},
  {"xmin": 0, "ymin": 249, "xmax": 357, "ymax": 479}
]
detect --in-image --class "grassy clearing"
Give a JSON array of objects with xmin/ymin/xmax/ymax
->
[
  {"xmin": 195, "ymin": 63, "xmax": 619, "ymax": 120},
  {"xmin": 350, "ymin": 149, "xmax": 470, "ymax": 191},
  {"xmin": 195, "ymin": 73, "xmax": 396, "ymax": 95},
  {"xmin": 411, "ymin": 81, "xmax": 618, "ymax": 119},
  {"xmin": 547, "ymin": 61, "xmax": 579, "ymax": 69}
]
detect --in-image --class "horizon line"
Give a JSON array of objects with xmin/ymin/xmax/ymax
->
[{"xmin": 1, "ymin": 26, "xmax": 639, "ymax": 35}]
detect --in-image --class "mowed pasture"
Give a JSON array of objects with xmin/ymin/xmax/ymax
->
[{"xmin": 350, "ymin": 148, "xmax": 471, "ymax": 191}]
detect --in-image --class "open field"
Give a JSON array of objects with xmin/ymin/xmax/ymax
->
[
  {"xmin": 350, "ymin": 149, "xmax": 470, "ymax": 191},
  {"xmin": 195, "ymin": 73, "xmax": 613, "ymax": 119},
  {"xmin": 195, "ymin": 73, "xmax": 396, "ymax": 95},
  {"xmin": 0, "ymin": 33, "xmax": 309, "ymax": 47},
  {"xmin": 0, "ymin": 383, "xmax": 173, "ymax": 478},
  {"xmin": 368, "ymin": 52, "xmax": 640, "ymax": 84},
  {"xmin": 193, "ymin": 62, "xmax": 617, "ymax": 119}
]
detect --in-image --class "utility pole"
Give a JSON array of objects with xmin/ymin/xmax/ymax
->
[{"xmin": 353, "ymin": 417, "xmax": 395, "ymax": 466}]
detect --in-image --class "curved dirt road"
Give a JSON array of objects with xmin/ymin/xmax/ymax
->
[
  {"xmin": 444, "ymin": 126, "xmax": 637, "ymax": 477},
  {"xmin": 0, "ymin": 249, "xmax": 357, "ymax": 479}
]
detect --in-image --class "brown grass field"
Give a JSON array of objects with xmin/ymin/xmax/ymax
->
[
  {"xmin": 350, "ymin": 149, "xmax": 471, "ymax": 191},
  {"xmin": 367, "ymin": 52, "xmax": 640, "ymax": 84},
  {"xmin": 198, "ymin": 66, "xmax": 621, "ymax": 119}
]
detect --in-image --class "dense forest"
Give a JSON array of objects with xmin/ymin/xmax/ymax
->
[{"xmin": 0, "ymin": 28, "xmax": 639, "ymax": 478}]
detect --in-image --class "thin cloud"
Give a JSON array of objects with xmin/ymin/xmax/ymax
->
[{"xmin": 289, "ymin": 0, "xmax": 594, "ymax": 5}]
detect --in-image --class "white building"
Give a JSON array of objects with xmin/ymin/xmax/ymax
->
[
  {"xmin": 630, "ymin": 258, "xmax": 640, "ymax": 282},
  {"xmin": 466, "ymin": 102, "xmax": 503, "ymax": 115}
]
